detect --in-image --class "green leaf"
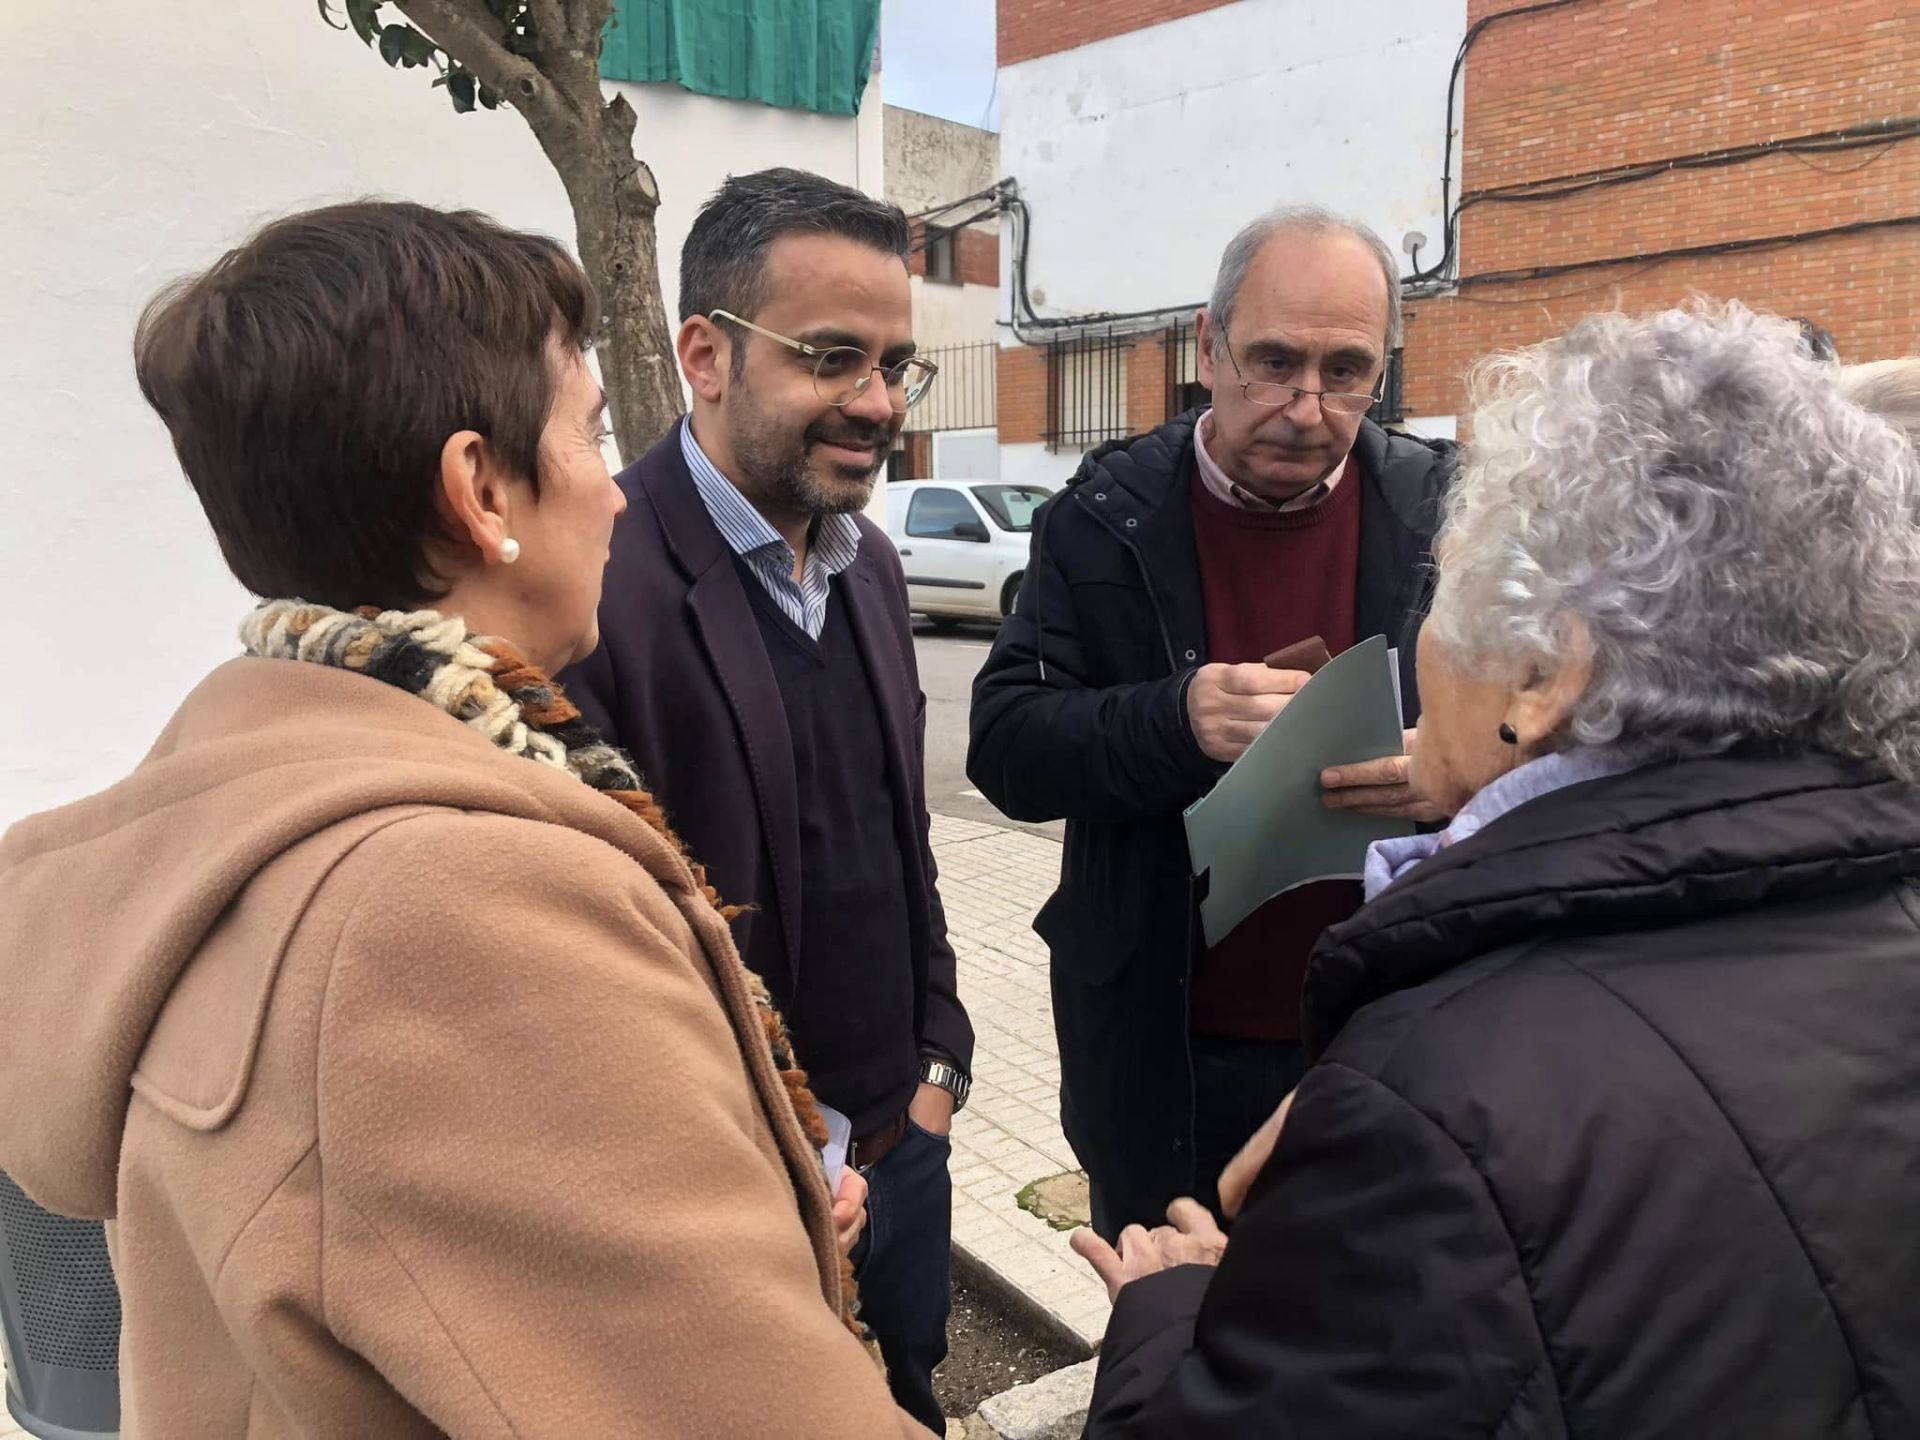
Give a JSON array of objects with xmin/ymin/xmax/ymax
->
[
  {"xmin": 401, "ymin": 27, "xmax": 437, "ymax": 66},
  {"xmin": 346, "ymin": 0, "xmax": 382, "ymax": 45},
  {"xmin": 447, "ymin": 70, "xmax": 477, "ymax": 113},
  {"xmin": 477, "ymin": 83, "xmax": 502, "ymax": 110},
  {"xmin": 378, "ymin": 23, "xmax": 409, "ymax": 65},
  {"xmin": 317, "ymin": 1, "xmax": 348, "ymax": 32}
]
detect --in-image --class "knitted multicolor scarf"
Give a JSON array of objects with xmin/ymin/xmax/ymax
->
[{"xmin": 240, "ymin": 600, "xmax": 867, "ymax": 1339}]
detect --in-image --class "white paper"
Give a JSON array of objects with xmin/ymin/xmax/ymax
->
[{"xmin": 818, "ymin": 1103, "xmax": 852, "ymax": 1191}]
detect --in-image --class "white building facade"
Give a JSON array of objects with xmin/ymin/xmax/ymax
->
[
  {"xmin": 2, "ymin": 1, "xmax": 884, "ymax": 824},
  {"xmin": 993, "ymin": 0, "xmax": 1465, "ymax": 493}
]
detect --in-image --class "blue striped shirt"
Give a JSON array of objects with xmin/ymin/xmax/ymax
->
[{"xmin": 680, "ymin": 419, "xmax": 862, "ymax": 640}]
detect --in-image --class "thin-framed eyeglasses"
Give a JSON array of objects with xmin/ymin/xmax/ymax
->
[
  {"xmin": 710, "ymin": 310, "xmax": 938, "ymax": 412},
  {"xmin": 1217, "ymin": 325, "xmax": 1382, "ymax": 416}
]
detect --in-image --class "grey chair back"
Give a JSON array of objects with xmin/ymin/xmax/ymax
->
[{"xmin": 0, "ymin": 1170, "xmax": 120, "ymax": 1439}]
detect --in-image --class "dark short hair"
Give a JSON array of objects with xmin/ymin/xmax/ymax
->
[
  {"xmin": 678, "ymin": 167, "xmax": 910, "ymax": 330},
  {"xmin": 134, "ymin": 200, "xmax": 596, "ymax": 610}
]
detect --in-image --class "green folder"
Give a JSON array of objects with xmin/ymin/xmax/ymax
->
[{"xmin": 1185, "ymin": 635, "xmax": 1414, "ymax": 947}]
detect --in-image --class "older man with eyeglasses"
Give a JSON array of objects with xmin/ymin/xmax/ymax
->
[
  {"xmin": 968, "ymin": 207, "xmax": 1458, "ymax": 1241},
  {"xmin": 560, "ymin": 167, "xmax": 969, "ymax": 1433}
]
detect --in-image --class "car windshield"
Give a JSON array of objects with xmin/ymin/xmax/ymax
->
[{"xmin": 970, "ymin": 484, "xmax": 1052, "ymax": 533}]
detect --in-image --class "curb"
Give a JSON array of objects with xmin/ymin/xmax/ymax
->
[{"xmin": 951, "ymin": 1241, "xmax": 1097, "ymax": 1365}]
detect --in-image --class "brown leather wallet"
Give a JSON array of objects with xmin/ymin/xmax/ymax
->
[
  {"xmin": 1264, "ymin": 635, "xmax": 1333, "ymax": 674},
  {"xmin": 849, "ymin": 1112, "xmax": 909, "ymax": 1172}
]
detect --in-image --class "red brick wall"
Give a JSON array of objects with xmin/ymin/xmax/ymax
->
[
  {"xmin": 1000, "ymin": 0, "xmax": 1239, "ymax": 68},
  {"xmin": 997, "ymin": 331, "xmax": 1178, "ymax": 446},
  {"xmin": 907, "ymin": 222, "xmax": 1000, "ymax": 287},
  {"xmin": 998, "ymin": 344, "xmax": 1049, "ymax": 443},
  {"xmin": 1404, "ymin": 0, "xmax": 1920, "ymax": 420}
]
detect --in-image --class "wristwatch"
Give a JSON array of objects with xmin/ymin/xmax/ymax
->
[{"xmin": 918, "ymin": 1057, "xmax": 972, "ymax": 1114}]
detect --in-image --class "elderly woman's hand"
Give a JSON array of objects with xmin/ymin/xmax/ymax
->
[
  {"xmin": 1070, "ymin": 1198, "xmax": 1227, "ymax": 1302},
  {"xmin": 1321, "ymin": 727, "xmax": 1449, "ymax": 822},
  {"xmin": 1217, "ymin": 1090, "xmax": 1297, "ymax": 1220},
  {"xmin": 831, "ymin": 1167, "xmax": 868, "ymax": 1257}
]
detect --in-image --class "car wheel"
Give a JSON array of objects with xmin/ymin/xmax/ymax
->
[
  {"xmin": 1000, "ymin": 572, "xmax": 1024, "ymax": 618},
  {"xmin": 928, "ymin": 615, "xmax": 964, "ymax": 633}
]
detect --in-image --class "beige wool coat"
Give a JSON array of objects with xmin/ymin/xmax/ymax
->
[{"xmin": 0, "ymin": 657, "xmax": 934, "ymax": 1437}]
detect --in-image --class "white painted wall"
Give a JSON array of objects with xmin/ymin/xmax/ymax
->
[
  {"xmin": 1, "ymin": 2, "xmax": 881, "ymax": 825},
  {"xmin": 1403, "ymin": 415, "xmax": 1458, "ymax": 442},
  {"xmin": 909, "ymin": 277, "xmax": 1001, "ymax": 349},
  {"xmin": 996, "ymin": 0, "xmax": 1465, "ymax": 322},
  {"xmin": 999, "ymin": 442, "xmax": 1077, "ymax": 495}
]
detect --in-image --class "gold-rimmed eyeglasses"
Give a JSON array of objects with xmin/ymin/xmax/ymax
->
[
  {"xmin": 1218, "ymin": 325, "xmax": 1382, "ymax": 416},
  {"xmin": 710, "ymin": 310, "xmax": 939, "ymax": 412}
]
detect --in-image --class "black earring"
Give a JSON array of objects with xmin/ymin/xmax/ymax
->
[{"xmin": 1498, "ymin": 722, "xmax": 1518, "ymax": 745}]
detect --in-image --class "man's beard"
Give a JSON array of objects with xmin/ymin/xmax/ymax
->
[{"xmin": 731, "ymin": 384, "xmax": 894, "ymax": 516}]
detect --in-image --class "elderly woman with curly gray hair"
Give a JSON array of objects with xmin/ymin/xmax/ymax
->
[{"xmin": 1075, "ymin": 301, "xmax": 1920, "ymax": 1438}]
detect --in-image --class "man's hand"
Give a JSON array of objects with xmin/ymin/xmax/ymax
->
[
  {"xmin": 1320, "ymin": 727, "xmax": 1448, "ymax": 822},
  {"xmin": 908, "ymin": 1082, "xmax": 955, "ymax": 1136},
  {"xmin": 1218, "ymin": 1090, "xmax": 1296, "ymax": 1221},
  {"xmin": 1069, "ymin": 1198, "xmax": 1227, "ymax": 1302},
  {"xmin": 1187, "ymin": 663, "xmax": 1312, "ymax": 764},
  {"xmin": 831, "ymin": 1166, "xmax": 868, "ymax": 1257}
]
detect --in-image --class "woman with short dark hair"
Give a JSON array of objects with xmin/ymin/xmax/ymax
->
[
  {"xmin": 0, "ymin": 201, "xmax": 933, "ymax": 1437},
  {"xmin": 1078, "ymin": 302, "xmax": 1920, "ymax": 1437}
]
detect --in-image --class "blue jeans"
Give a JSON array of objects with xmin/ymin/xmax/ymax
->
[{"xmin": 851, "ymin": 1116, "xmax": 953, "ymax": 1431}]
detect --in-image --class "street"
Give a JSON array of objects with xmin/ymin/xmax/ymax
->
[{"xmin": 913, "ymin": 619, "xmax": 1064, "ymax": 840}]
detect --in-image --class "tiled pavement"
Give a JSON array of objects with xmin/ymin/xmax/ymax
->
[{"xmin": 929, "ymin": 813, "xmax": 1112, "ymax": 1351}]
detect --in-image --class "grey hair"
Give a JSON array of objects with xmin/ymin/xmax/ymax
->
[
  {"xmin": 1428, "ymin": 300, "xmax": 1920, "ymax": 778},
  {"xmin": 1207, "ymin": 206, "xmax": 1403, "ymax": 352},
  {"xmin": 1838, "ymin": 357, "xmax": 1920, "ymax": 447}
]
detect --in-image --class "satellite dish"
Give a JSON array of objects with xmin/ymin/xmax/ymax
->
[{"xmin": 1401, "ymin": 230, "xmax": 1428, "ymax": 257}]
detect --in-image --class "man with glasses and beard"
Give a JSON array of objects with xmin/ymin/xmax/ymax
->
[
  {"xmin": 561, "ymin": 168, "xmax": 971, "ymax": 1432},
  {"xmin": 967, "ymin": 207, "xmax": 1457, "ymax": 1244}
]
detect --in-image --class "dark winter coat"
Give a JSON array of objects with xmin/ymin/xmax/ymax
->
[
  {"xmin": 966, "ymin": 411, "xmax": 1453, "ymax": 1222},
  {"xmin": 1085, "ymin": 751, "xmax": 1920, "ymax": 1438}
]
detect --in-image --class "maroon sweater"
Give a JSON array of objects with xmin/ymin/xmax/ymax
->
[{"xmin": 1188, "ymin": 458, "xmax": 1365, "ymax": 1042}]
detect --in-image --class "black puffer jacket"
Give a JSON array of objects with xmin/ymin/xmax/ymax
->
[
  {"xmin": 967, "ymin": 412, "xmax": 1452, "ymax": 1227},
  {"xmin": 1085, "ymin": 752, "xmax": 1920, "ymax": 1438}
]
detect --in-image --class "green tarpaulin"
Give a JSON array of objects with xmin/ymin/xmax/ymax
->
[{"xmin": 602, "ymin": 0, "xmax": 882, "ymax": 117}]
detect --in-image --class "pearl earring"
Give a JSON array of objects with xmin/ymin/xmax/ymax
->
[{"xmin": 499, "ymin": 537, "xmax": 521, "ymax": 565}]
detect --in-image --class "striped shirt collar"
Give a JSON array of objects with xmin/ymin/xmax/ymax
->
[
  {"xmin": 678, "ymin": 418, "xmax": 862, "ymax": 574},
  {"xmin": 679, "ymin": 418, "xmax": 861, "ymax": 640}
]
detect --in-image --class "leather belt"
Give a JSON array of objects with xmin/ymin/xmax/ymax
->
[{"xmin": 849, "ymin": 1113, "xmax": 908, "ymax": 1172}]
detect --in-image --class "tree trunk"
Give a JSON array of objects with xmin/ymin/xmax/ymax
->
[{"xmin": 553, "ymin": 95, "xmax": 685, "ymax": 463}]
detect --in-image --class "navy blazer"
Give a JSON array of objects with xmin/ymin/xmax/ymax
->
[{"xmin": 559, "ymin": 422, "xmax": 974, "ymax": 1073}]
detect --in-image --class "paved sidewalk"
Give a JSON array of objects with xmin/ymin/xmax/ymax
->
[{"xmin": 930, "ymin": 813, "xmax": 1112, "ymax": 1351}]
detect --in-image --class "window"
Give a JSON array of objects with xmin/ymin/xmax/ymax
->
[
  {"xmin": 971, "ymin": 484, "xmax": 1052, "ymax": 533},
  {"xmin": 1045, "ymin": 330, "xmax": 1131, "ymax": 452},
  {"xmin": 923, "ymin": 226, "xmax": 957, "ymax": 285},
  {"xmin": 906, "ymin": 487, "xmax": 984, "ymax": 539}
]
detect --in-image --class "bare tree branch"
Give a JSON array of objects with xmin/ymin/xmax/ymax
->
[
  {"xmin": 392, "ymin": 0, "xmax": 550, "ymax": 120},
  {"xmin": 523, "ymin": 0, "xmax": 571, "ymax": 52}
]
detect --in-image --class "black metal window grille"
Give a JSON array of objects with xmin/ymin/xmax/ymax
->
[
  {"xmin": 902, "ymin": 341, "xmax": 997, "ymax": 434},
  {"xmin": 1044, "ymin": 327, "xmax": 1131, "ymax": 453}
]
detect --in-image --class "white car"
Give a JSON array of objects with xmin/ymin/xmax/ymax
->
[{"xmin": 885, "ymin": 479, "xmax": 1054, "ymax": 628}]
